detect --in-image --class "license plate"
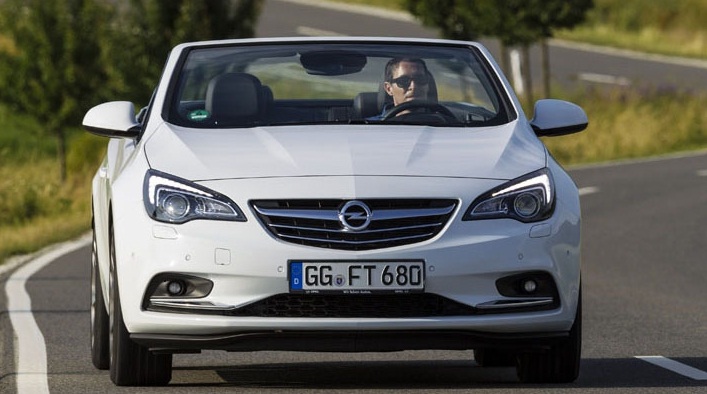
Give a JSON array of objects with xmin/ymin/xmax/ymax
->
[{"xmin": 289, "ymin": 261, "xmax": 425, "ymax": 294}]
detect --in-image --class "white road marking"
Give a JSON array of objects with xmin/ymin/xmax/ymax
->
[
  {"xmin": 579, "ymin": 72, "xmax": 631, "ymax": 86},
  {"xmin": 697, "ymin": 169, "xmax": 707, "ymax": 177},
  {"xmin": 5, "ymin": 234, "xmax": 91, "ymax": 394},
  {"xmin": 296, "ymin": 26, "xmax": 345, "ymax": 36},
  {"xmin": 578, "ymin": 186, "xmax": 599, "ymax": 196},
  {"xmin": 636, "ymin": 356, "xmax": 707, "ymax": 380}
]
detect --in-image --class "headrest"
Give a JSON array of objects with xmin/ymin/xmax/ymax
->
[
  {"xmin": 353, "ymin": 92, "xmax": 380, "ymax": 119},
  {"xmin": 206, "ymin": 73, "xmax": 264, "ymax": 123}
]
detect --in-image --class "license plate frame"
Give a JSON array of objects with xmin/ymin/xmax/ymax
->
[{"xmin": 288, "ymin": 260, "xmax": 425, "ymax": 294}]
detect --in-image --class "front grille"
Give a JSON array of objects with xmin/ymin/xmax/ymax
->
[
  {"xmin": 251, "ymin": 199, "xmax": 457, "ymax": 250},
  {"xmin": 230, "ymin": 293, "xmax": 477, "ymax": 318}
]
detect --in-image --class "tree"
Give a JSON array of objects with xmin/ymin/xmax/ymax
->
[
  {"xmin": 0, "ymin": 0, "xmax": 263, "ymax": 180},
  {"xmin": 527, "ymin": 0, "xmax": 594, "ymax": 98},
  {"xmin": 107, "ymin": 0, "xmax": 264, "ymax": 106},
  {"xmin": 0, "ymin": 0, "xmax": 112, "ymax": 180},
  {"xmin": 406, "ymin": 0, "xmax": 593, "ymax": 104},
  {"xmin": 405, "ymin": 0, "xmax": 491, "ymax": 41}
]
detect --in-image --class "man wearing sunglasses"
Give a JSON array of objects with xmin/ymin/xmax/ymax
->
[
  {"xmin": 366, "ymin": 57, "xmax": 433, "ymax": 120},
  {"xmin": 383, "ymin": 57, "xmax": 431, "ymax": 110}
]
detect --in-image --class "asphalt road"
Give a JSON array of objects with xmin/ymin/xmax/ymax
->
[
  {"xmin": 1, "ymin": 152, "xmax": 706, "ymax": 393},
  {"xmin": 2, "ymin": 1, "xmax": 707, "ymax": 392}
]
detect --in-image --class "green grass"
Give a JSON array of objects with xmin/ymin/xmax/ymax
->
[
  {"xmin": 0, "ymin": 105, "xmax": 56, "ymax": 163},
  {"xmin": 558, "ymin": 0, "xmax": 707, "ymax": 60},
  {"xmin": 543, "ymin": 88, "xmax": 707, "ymax": 165},
  {"xmin": 0, "ymin": 114, "xmax": 105, "ymax": 263},
  {"xmin": 329, "ymin": 0, "xmax": 404, "ymax": 10}
]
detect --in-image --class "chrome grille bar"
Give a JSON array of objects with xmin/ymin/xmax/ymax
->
[
  {"xmin": 268, "ymin": 221, "xmax": 443, "ymax": 234},
  {"xmin": 278, "ymin": 231, "xmax": 436, "ymax": 245},
  {"xmin": 251, "ymin": 207, "xmax": 340, "ymax": 220}
]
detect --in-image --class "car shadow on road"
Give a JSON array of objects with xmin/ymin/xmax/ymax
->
[{"xmin": 170, "ymin": 357, "xmax": 707, "ymax": 390}]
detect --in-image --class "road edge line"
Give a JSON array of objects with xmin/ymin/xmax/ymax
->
[{"xmin": 5, "ymin": 234, "xmax": 91, "ymax": 394}]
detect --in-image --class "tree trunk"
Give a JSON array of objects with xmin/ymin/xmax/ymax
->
[
  {"xmin": 500, "ymin": 42, "xmax": 509, "ymax": 77},
  {"xmin": 57, "ymin": 129, "xmax": 67, "ymax": 183}
]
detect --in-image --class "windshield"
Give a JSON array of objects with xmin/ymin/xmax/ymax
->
[{"xmin": 167, "ymin": 42, "xmax": 515, "ymax": 128}]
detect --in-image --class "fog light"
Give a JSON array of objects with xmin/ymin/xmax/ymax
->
[
  {"xmin": 167, "ymin": 280, "xmax": 186, "ymax": 296},
  {"xmin": 522, "ymin": 279, "xmax": 538, "ymax": 294}
]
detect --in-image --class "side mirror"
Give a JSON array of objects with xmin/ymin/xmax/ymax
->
[
  {"xmin": 82, "ymin": 101, "xmax": 141, "ymax": 138},
  {"xmin": 530, "ymin": 99, "xmax": 588, "ymax": 137}
]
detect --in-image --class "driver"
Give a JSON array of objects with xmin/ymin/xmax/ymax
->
[
  {"xmin": 384, "ymin": 57, "xmax": 430, "ymax": 109},
  {"xmin": 369, "ymin": 57, "xmax": 432, "ymax": 120}
]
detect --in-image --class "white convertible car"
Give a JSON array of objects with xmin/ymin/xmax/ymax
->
[{"xmin": 84, "ymin": 37, "xmax": 587, "ymax": 386}]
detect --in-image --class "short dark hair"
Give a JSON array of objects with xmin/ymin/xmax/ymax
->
[{"xmin": 384, "ymin": 58, "xmax": 428, "ymax": 82}]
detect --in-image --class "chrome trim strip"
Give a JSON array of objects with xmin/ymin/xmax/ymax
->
[
  {"xmin": 268, "ymin": 222, "xmax": 442, "ymax": 234},
  {"xmin": 251, "ymin": 207, "xmax": 340, "ymax": 221},
  {"xmin": 475, "ymin": 298, "xmax": 554, "ymax": 310},
  {"xmin": 278, "ymin": 231, "xmax": 435, "ymax": 245},
  {"xmin": 149, "ymin": 300, "xmax": 235, "ymax": 311},
  {"xmin": 370, "ymin": 206, "xmax": 456, "ymax": 220}
]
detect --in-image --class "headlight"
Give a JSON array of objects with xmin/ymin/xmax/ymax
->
[
  {"xmin": 463, "ymin": 168, "xmax": 554, "ymax": 223},
  {"xmin": 143, "ymin": 169, "xmax": 246, "ymax": 224}
]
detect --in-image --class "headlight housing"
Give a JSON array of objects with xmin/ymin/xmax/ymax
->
[
  {"xmin": 463, "ymin": 168, "xmax": 554, "ymax": 223},
  {"xmin": 143, "ymin": 169, "xmax": 246, "ymax": 224}
]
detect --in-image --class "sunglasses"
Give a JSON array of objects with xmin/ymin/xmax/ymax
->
[{"xmin": 391, "ymin": 74, "xmax": 429, "ymax": 90}]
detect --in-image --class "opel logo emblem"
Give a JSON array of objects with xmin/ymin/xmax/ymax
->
[{"xmin": 338, "ymin": 200, "xmax": 372, "ymax": 231}]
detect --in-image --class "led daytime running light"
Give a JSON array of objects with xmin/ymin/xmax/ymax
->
[
  {"xmin": 148, "ymin": 175, "xmax": 211, "ymax": 205},
  {"xmin": 491, "ymin": 174, "xmax": 552, "ymax": 205}
]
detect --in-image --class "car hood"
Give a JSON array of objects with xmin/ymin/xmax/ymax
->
[{"xmin": 144, "ymin": 122, "xmax": 546, "ymax": 181}]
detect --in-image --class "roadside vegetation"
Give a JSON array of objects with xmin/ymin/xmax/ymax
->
[
  {"xmin": 0, "ymin": 103, "xmax": 105, "ymax": 261},
  {"xmin": 558, "ymin": 0, "xmax": 707, "ymax": 60},
  {"xmin": 543, "ymin": 88, "xmax": 707, "ymax": 164},
  {"xmin": 340, "ymin": 0, "xmax": 707, "ymax": 60},
  {"xmin": 1, "ymin": 0, "xmax": 707, "ymax": 262}
]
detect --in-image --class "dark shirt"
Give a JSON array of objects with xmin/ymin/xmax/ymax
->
[{"xmin": 366, "ymin": 103, "xmax": 393, "ymax": 121}]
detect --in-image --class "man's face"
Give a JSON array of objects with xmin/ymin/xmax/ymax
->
[{"xmin": 384, "ymin": 61, "xmax": 429, "ymax": 106}]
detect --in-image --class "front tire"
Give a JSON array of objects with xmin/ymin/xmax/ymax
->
[
  {"xmin": 109, "ymin": 225, "xmax": 172, "ymax": 386},
  {"xmin": 516, "ymin": 290, "xmax": 582, "ymax": 383},
  {"xmin": 90, "ymin": 223, "xmax": 110, "ymax": 370}
]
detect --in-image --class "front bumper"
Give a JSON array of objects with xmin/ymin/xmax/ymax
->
[{"xmin": 111, "ymin": 174, "xmax": 581, "ymax": 340}]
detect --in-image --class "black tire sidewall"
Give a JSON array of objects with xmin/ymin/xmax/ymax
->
[{"xmin": 90, "ymin": 227, "xmax": 110, "ymax": 370}]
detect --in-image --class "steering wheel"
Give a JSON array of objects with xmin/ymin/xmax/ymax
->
[{"xmin": 382, "ymin": 100, "xmax": 457, "ymax": 121}]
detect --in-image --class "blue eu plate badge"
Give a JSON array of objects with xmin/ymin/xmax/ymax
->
[{"xmin": 290, "ymin": 261, "xmax": 303, "ymax": 290}]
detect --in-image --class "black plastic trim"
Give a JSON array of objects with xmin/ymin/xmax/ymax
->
[{"xmin": 131, "ymin": 329, "xmax": 570, "ymax": 354}]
